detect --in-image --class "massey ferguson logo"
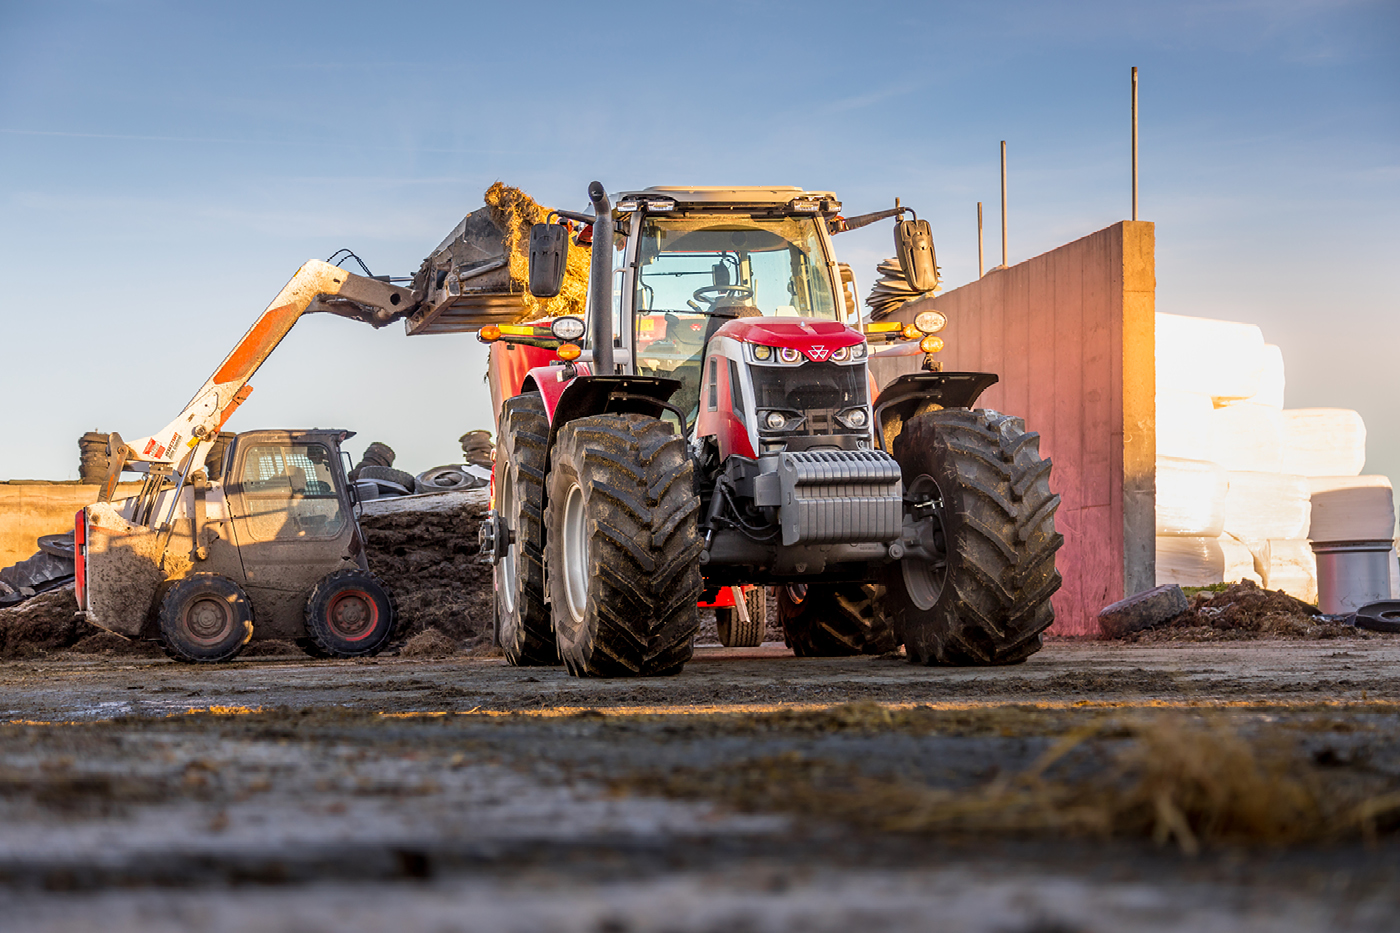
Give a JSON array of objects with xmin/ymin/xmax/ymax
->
[{"xmin": 806, "ymin": 345, "xmax": 831, "ymax": 362}]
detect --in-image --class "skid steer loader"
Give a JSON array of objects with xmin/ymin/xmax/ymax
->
[{"xmin": 478, "ymin": 183, "xmax": 1064, "ymax": 677}]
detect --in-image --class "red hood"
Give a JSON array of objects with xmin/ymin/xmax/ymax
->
[{"xmin": 713, "ymin": 318, "xmax": 864, "ymax": 362}]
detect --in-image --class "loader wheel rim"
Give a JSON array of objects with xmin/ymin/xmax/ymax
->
[
  {"xmin": 901, "ymin": 474, "xmax": 948, "ymax": 612},
  {"xmin": 326, "ymin": 590, "xmax": 378, "ymax": 641},
  {"xmin": 185, "ymin": 596, "xmax": 234, "ymax": 644},
  {"xmin": 561, "ymin": 482, "xmax": 589, "ymax": 625},
  {"xmin": 499, "ymin": 467, "xmax": 517, "ymax": 615}
]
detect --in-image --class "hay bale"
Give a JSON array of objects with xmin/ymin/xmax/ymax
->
[
  {"xmin": 1210, "ymin": 402, "xmax": 1284, "ymax": 473},
  {"xmin": 1261, "ymin": 538, "xmax": 1317, "ymax": 604},
  {"xmin": 1156, "ymin": 457, "xmax": 1227, "ymax": 537},
  {"xmin": 1155, "ymin": 313, "xmax": 1266, "ymax": 400},
  {"xmin": 1155, "ymin": 391, "xmax": 1216, "ymax": 461},
  {"xmin": 1220, "ymin": 534, "xmax": 1264, "ymax": 585},
  {"xmin": 1253, "ymin": 344, "xmax": 1286, "ymax": 409},
  {"xmin": 1156, "ymin": 536, "xmax": 1225, "ymax": 588},
  {"xmin": 1222, "ymin": 471, "xmax": 1311, "ymax": 541},
  {"xmin": 1281, "ymin": 409, "xmax": 1367, "ymax": 477}
]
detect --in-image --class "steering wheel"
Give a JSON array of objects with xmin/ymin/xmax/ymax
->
[{"xmin": 692, "ymin": 284, "xmax": 754, "ymax": 304}]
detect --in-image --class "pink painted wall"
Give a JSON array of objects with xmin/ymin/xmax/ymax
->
[{"xmin": 871, "ymin": 222, "xmax": 1156, "ymax": 635}]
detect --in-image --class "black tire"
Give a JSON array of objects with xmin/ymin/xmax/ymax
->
[
  {"xmin": 883, "ymin": 408, "xmax": 1064, "ymax": 666},
  {"xmin": 716, "ymin": 586, "xmax": 767, "ymax": 648},
  {"xmin": 303, "ymin": 570, "xmax": 397, "ymax": 658},
  {"xmin": 546, "ymin": 414, "xmax": 702, "ymax": 677},
  {"xmin": 1098, "ymin": 584, "xmax": 1189, "ymax": 638},
  {"xmin": 777, "ymin": 582, "xmax": 897, "ymax": 656},
  {"xmin": 295, "ymin": 637, "xmax": 332, "ymax": 659},
  {"xmin": 415, "ymin": 465, "xmax": 476, "ymax": 493},
  {"xmin": 358, "ymin": 465, "xmax": 416, "ymax": 491},
  {"xmin": 1355, "ymin": 600, "xmax": 1400, "ymax": 634},
  {"xmin": 495, "ymin": 394, "xmax": 558, "ymax": 666},
  {"xmin": 158, "ymin": 573, "xmax": 254, "ymax": 663}
]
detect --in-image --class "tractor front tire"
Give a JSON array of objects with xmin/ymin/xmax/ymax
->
[
  {"xmin": 884, "ymin": 408, "xmax": 1063, "ymax": 665},
  {"xmin": 158, "ymin": 573, "xmax": 254, "ymax": 663},
  {"xmin": 777, "ymin": 582, "xmax": 896, "ymax": 657},
  {"xmin": 546, "ymin": 414, "xmax": 702, "ymax": 677},
  {"xmin": 495, "ymin": 393, "xmax": 558, "ymax": 666},
  {"xmin": 303, "ymin": 570, "xmax": 397, "ymax": 658}
]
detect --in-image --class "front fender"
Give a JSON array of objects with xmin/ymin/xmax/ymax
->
[
  {"xmin": 545, "ymin": 374, "xmax": 684, "ymax": 455},
  {"xmin": 523, "ymin": 362, "xmax": 591, "ymax": 421},
  {"xmin": 872, "ymin": 372, "xmax": 999, "ymax": 452}
]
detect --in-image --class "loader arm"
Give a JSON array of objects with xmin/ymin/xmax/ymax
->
[{"xmin": 104, "ymin": 260, "xmax": 415, "ymax": 498}]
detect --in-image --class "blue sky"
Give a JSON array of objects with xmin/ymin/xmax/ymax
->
[{"xmin": 1, "ymin": 0, "xmax": 1397, "ymax": 504}]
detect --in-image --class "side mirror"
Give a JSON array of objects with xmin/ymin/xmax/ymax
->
[
  {"xmin": 528, "ymin": 223, "xmax": 569, "ymax": 298},
  {"xmin": 895, "ymin": 218, "xmax": 938, "ymax": 293}
]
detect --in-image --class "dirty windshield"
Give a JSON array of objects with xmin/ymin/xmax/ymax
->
[{"xmin": 633, "ymin": 214, "xmax": 838, "ymax": 420}]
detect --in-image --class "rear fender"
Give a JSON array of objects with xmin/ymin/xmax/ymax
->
[{"xmin": 872, "ymin": 372, "xmax": 999, "ymax": 452}]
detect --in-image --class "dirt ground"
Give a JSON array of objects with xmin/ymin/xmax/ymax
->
[{"xmin": 2, "ymin": 640, "xmax": 1399, "ymax": 932}]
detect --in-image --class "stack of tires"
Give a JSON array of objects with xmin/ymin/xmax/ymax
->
[{"xmin": 78, "ymin": 431, "xmax": 110, "ymax": 484}]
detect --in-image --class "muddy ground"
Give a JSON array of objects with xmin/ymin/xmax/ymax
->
[{"xmin": 2, "ymin": 641, "xmax": 1399, "ymax": 932}]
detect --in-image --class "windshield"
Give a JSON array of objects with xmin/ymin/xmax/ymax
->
[{"xmin": 633, "ymin": 213, "xmax": 839, "ymax": 422}]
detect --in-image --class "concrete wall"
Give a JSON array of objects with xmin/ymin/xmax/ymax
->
[
  {"xmin": 870, "ymin": 221, "xmax": 1156, "ymax": 636},
  {"xmin": 0, "ymin": 482, "xmax": 141, "ymax": 568}
]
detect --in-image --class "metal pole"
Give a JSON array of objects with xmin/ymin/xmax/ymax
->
[
  {"xmin": 1132, "ymin": 66, "xmax": 1139, "ymax": 222},
  {"xmin": 977, "ymin": 201, "xmax": 984, "ymax": 278},
  {"xmin": 1000, "ymin": 141, "xmax": 1008, "ymax": 268}
]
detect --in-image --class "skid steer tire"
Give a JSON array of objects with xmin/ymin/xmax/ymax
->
[
  {"xmin": 495, "ymin": 394, "xmax": 558, "ymax": 666},
  {"xmin": 158, "ymin": 574, "xmax": 254, "ymax": 663},
  {"xmin": 777, "ymin": 582, "xmax": 897, "ymax": 657},
  {"xmin": 716, "ymin": 586, "xmax": 767, "ymax": 648},
  {"xmin": 546, "ymin": 414, "xmax": 702, "ymax": 677},
  {"xmin": 884, "ymin": 408, "xmax": 1064, "ymax": 666},
  {"xmin": 303, "ymin": 570, "xmax": 397, "ymax": 658}
]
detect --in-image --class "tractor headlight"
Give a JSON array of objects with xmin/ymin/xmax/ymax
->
[
  {"xmin": 851, "ymin": 342, "xmax": 868, "ymax": 360},
  {"xmin": 836, "ymin": 407, "xmax": 869, "ymax": 430},
  {"xmin": 751, "ymin": 344, "xmax": 773, "ymax": 362},
  {"xmin": 830, "ymin": 346, "xmax": 850, "ymax": 363},
  {"xmin": 777, "ymin": 347, "xmax": 803, "ymax": 364},
  {"xmin": 550, "ymin": 316, "xmax": 586, "ymax": 341},
  {"xmin": 914, "ymin": 310, "xmax": 948, "ymax": 334},
  {"xmin": 764, "ymin": 411, "xmax": 789, "ymax": 431}
]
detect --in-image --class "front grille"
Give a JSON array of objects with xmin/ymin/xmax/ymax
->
[{"xmin": 751, "ymin": 362, "xmax": 868, "ymax": 435}]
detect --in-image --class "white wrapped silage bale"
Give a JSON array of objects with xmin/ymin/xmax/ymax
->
[
  {"xmin": 1155, "ymin": 313, "xmax": 1266, "ymax": 400},
  {"xmin": 1391, "ymin": 546, "xmax": 1399, "ymax": 598},
  {"xmin": 1156, "ymin": 457, "xmax": 1228, "ymax": 536},
  {"xmin": 1210, "ymin": 403, "xmax": 1284, "ymax": 473},
  {"xmin": 1262, "ymin": 539, "xmax": 1317, "ymax": 603},
  {"xmin": 1308, "ymin": 476, "xmax": 1396, "ymax": 543},
  {"xmin": 1222, "ymin": 471, "xmax": 1311, "ymax": 541},
  {"xmin": 1221, "ymin": 534, "xmax": 1264, "ymax": 585},
  {"xmin": 1281, "ymin": 409, "xmax": 1367, "ymax": 477},
  {"xmin": 1252, "ymin": 344, "xmax": 1286, "ymax": 409},
  {"xmin": 1156, "ymin": 391, "xmax": 1216, "ymax": 461},
  {"xmin": 1156, "ymin": 536, "xmax": 1225, "ymax": 588}
]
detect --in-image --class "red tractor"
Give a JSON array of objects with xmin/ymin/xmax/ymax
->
[{"xmin": 478, "ymin": 183, "xmax": 1062, "ymax": 676}]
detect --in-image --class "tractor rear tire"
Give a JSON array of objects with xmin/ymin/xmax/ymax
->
[
  {"xmin": 716, "ymin": 586, "xmax": 767, "ymax": 648},
  {"xmin": 303, "ymin": 570, "xmax": 397, "ymax": 658},
  {"xmin": 884, "ymin": 408, "xmax": 1063, "ymax": 666},
  {"xmin": 777, "ymin": 582, "xmax": 897, "ymax": 656},
  {"xmin": 546, "ymin": 414, "xmax": 702, "ymax": 677},
  {"xmin": 158, "ymin": 573, "xmax": 254, "ymax": 663},
  {"xmin": 495, "ymin": 394, "xmax": 558, "ymax": 666}
]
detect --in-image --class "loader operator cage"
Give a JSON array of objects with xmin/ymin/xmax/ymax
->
[
  {"xmin": 630, "ymin": 213, "xmax": 840, "ymax": 422},
  {"xmin": 237, "ymin": 443, "xmax": 346, "ymax": 540}
]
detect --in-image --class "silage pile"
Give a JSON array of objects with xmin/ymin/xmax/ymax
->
[
  {"xmin": 483, "ymin": 181, "xmax": 592, "ymax": 323},
  {"xmin": 1120, "ymin": 580, "xmax": 1371, "ymax": 643}
]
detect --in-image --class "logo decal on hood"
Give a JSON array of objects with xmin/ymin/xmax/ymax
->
[{"xmin": 805, "ymin": 345, "xmax": 831, "ymax": 362}]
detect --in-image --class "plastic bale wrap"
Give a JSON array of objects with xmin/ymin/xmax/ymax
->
[
  {"xmin": 1156, "ymin": 536, "xmax": 1225, "ymax": 588},
  {"xmin": 1156, "ymin": 391, "xmax": 1216, "ymax": 461},
  {"xmin": 1252, "ymin": 344, "xmax": 1286, "ymax": 409},
  {"xmin": 1155, "ymin": 313, "xmax": 1266, "ymax": 400},
  {"xmin": 1281, "ymin": 409, "xmax": 1367, "ymax": 477},
  {"xmin": 1222, "ymin": 471, "xmax": 1311, "ymax": 541},
  {"xmin": 1220, "ymin": 534, "xmax": 1263, "ymax": 585},
  {"xmin": 1210, "ymin": 402, "xmax": 1284, "ymax": 474},
  {"xmin": 1155, "ymin": 457, "xmax": 1228, "ymax": 537},
  {"xmin": 483, "ymin": 182, "xmax": 591, "ymax": 323},
  {"xmin": 1261, "ymin": 539, "xmax": 1317, "ymax": 604},
  {"xmin": 1308, "ymin": 475, "xmax": 1396, "ymax": 543}
]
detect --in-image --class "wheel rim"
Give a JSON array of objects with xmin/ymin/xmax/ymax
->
[
  {"xmin": 498, "ymin": 465, "xmax": 517, "ymax": 615},
  {"xmin": 326, "ymin": 590, "xmax": 378, "ymax": 641},
  {"xmin": 786, "ymin": 584, "xmax": 808, "ymax": 604},
  {"xmin": 561, "ymin": 482, "xmax": 589, "ymax": 625},
  {"xmin": 901, "ymin": 474, "xmax": 949, "ymax": 611},
  {"xmin": 184, "ymin": 596, "xmax": 234, "ymax": 646}
]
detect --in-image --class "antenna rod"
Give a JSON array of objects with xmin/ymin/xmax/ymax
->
[
  {"xmin": 1132, "ymin": 66, "xmax": 1139, "ymax": 221},
  {"xmin": 977, "ymin": 201, "xmax": 985, "ymax": 278},
  {"xmin": 1000, "ymin": 141, "xmax": 1008, "ymax": 268}
]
